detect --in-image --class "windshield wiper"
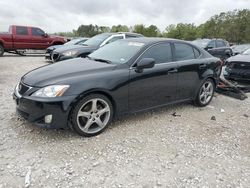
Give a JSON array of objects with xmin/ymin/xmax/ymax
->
[
  {"xmin": 86, "ymin": 55, "xmax": 112, "ymax": 64},
  {"xmin": 88, "ymin": 57, "xmax": 112, "ymax": 64}
]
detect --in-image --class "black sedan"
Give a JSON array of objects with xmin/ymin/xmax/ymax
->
[
  {"xmin": 13, "ymin": 38, "xmax": 221, "ymax": 137},
  {"xmin": 45, "ymin": 37, "xmax": 89, "ymax": 61},
  {"xmin": 50, "ymin": 32, "xmax": 143, "ymax": 62},
  {"xmin": 224, "ymin": 48, "xmax": 250, "ymax": 83}
]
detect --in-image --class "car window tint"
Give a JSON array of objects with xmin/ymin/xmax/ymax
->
[
  {"xmin": 174, "ymin": 43, "xmax": 195, "ymax": 61},
  {"xmin": 32, "ymin": 28, "xmax": 45, "ymax": 36},
  {"xmin": 140, "ymin": 43, "xmax": 172, "ymax": 64},
  {"xmin": 126, "ymin": 35, "xmax": 139, "ymax": 38},
  {"xmin": 207, "ymin": 41, "xmax": 216, "ymax": 48},
  {"xmin": 217, "ymin": 40, "xmax": 225, "ymax": 47},
  {"xmin": 16, "ymin": 27, "xmax": 28, "ymax": 35},
  {"xmin": 193, "ymin": 48, "xmax": 201, "ymax": 58},
  {"xmin": 106, "ymin": 36, "xmax": 124, "ymax": 44}
]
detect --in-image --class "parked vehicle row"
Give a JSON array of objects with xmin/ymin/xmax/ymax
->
[
  {"xmin": 0, "ymin": 25, "xmax": 66, "ymax": 56},
  {"xmin": 47, "ymin": 32, "xmax": 143, "ymax": 62},
  {"xmin": 13, "ymin": 37, "xmax": 222, "ymax": 137}
]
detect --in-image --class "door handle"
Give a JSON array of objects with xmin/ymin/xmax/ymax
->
[
  {"xmin": 167, "ymin": 68, "xmax": 178, "ymax": 74},
  {"xmin": 199, "ymin": 64, "xmax": 207, "ymax": 69}
]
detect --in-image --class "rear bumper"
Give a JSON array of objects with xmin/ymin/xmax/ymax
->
[{"xmin": 13, "ymin": 92, "xmax": 76, "ymax": 129}]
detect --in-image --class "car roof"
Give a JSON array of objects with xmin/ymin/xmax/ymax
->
[
  {"xmin": 122, "ymin": 37, "xmax": 192, "ymax": 45},
  {"xmin": 100, "ymin": 32, "xmax": 143, "ymax": 37}
]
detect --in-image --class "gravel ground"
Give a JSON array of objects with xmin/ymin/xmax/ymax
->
[{"xmin": 0, "ymin": 54, "xmax": 250, "ymax": 188}]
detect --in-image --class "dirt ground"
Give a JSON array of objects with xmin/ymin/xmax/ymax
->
[{"xmin": 0, "ymin": 53, "xmax": 250, "ymax": 188}]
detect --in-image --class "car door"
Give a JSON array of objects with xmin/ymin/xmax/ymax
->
[
  {"xmin": 13, "ymin": 26, "xmax": 32, "ymax": 49},
  {"xmin": 31, "ymin": 28, "xmax": 51, "ymax": 49},
  {"xmin": 128, "ymin": 42, "xmax": 178, "ymax": 112},
  {"xmin": 173, "ymin": 42, "xmax": 204, "ymax": 100}
]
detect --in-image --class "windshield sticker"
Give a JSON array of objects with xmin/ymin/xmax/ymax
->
[{"xmin": 128, "ymin": 42, "xmax": 144, "ymax": 47}]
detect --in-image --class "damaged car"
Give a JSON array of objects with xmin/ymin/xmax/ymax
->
[
  {"xmin": 13, "ymin": 38, "xmax": 221, "ymax": 137},
  {"xmin": 224, "ymin": 48, "xmax": 250, "ymax": 83}
]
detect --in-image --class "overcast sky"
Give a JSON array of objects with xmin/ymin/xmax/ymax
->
[{"xmin": 0, "ymin": 0, "xmax": 249, "ymax": 33}]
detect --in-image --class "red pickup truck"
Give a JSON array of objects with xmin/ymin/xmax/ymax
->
[{"xmin": 0, "ymin": 25, "xmax": 66, "ymax": 56}]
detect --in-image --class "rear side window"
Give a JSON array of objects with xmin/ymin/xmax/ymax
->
[
  {"xmin": 140, "ymin": 43, "xmax": 172, "ymax": 64},
  {"xmin": 32, "ymin": 28, "xmax": 45, "ymax": 36},
  {"xmin": 174, "ymin": 43, "xmax": 195, "ymax": 61},
  {"xmin": 16, "ymin": 26, "xmax": 28, "ymax": 35}
]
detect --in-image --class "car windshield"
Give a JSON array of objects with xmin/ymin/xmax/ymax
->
[
  {"xmin": 65, "ymin": 38, "xmax": 84, "ymax": 45},
  {"xmin": 83, "ymin": 33, "xmax": 111, "ymax": 47},
  {"xmin": 88, "ymin": 40, "xmax": 145, "ymax": 64},
  {"xmin": 243, "ymin": 48, "xmax": 250, "ymax": 55},
  {"xmin": 192, "ymin": 39, "xmax": 211, "ymax": 48}
]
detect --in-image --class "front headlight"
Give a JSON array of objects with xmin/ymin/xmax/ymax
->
[
  {"xmin": 31, "ymin": 85, "xmax": 70, "ymax": 97},
  {"xmin": 63, "ymin": 51, "xmax": 77, "ymax": 56}
]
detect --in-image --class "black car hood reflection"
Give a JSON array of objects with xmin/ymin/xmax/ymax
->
[{"xmin": 22, "ymin": 58, "xmax": 116, "ymax": 87}]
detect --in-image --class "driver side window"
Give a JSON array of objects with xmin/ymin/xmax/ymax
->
[
  {"xmin": 207, "ymin": 41, "xmax": 216, "ymax": 48},
  {"xmin": 31, "ymin": 28, "xmax": 45, "ymax": 36},
  {"xmin": 140, "ymin": 43, "xmax": 172, "ymax": 64}
]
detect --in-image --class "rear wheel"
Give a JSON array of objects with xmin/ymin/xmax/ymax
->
[
  {"xmin": 70, "ymin": 94, "xmax": 113, "ymax": 137},
  {"xmin": 0, "ymin": 44, "xmax": 4, "ymax": 57},
  {"xmin": 194, "ymin": 79, "xmax": 215, "ymax": 107}
]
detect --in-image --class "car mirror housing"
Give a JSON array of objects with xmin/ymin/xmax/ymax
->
[
  {"xmin": 43, "ymin": 33, "xmax": 48, "ymax": 38},
  {"xmin": 136, "ymin": 58, "xmax": 155, "ymax": 70}
]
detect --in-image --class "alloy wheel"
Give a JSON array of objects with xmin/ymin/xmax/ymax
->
[
  {"xmin": 76, "ymin": 98, "xmax": 111, "ymax": 134},
  {"xmin": 199, "ymin": 81, "xmax": 214, "ymax": 105}
]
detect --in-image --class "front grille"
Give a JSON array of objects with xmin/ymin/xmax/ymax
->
[{"xmin": 18, "ymin": 82, "xmax": 30, "ymax": 95}]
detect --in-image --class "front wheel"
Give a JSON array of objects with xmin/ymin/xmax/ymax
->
[
  {"xmin": 194, "ymin": 79, "xmax": 215, "ymax": 107},
  {"xmin": 0, "ymin": 45, "xmax": 4, "ymax": 57},
  {"xmin": 70, "ymin": 94, "xmax": 113, "ymax": 137}
]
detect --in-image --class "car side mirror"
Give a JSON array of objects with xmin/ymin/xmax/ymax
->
[
  {"xmin": 43, "ymin": 33, "xmax": 48, "ymax": 37},
  {"xmin": 136, "ymin": 58, "xmax": 155, "ymax": 72}
]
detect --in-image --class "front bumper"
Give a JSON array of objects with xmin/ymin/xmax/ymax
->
[{"xmin": 13, "ymin": 90, "xmax": 76, "ymax": 129}]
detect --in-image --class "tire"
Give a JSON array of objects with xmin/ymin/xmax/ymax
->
[
  {"xmin": 0, "ymin": 44, "xmax": 4, "ymax": 57},
  {"xmin": 70, "ymin": 94, "xmax": 113, "ymax": 137},
  {"xmin": 194, "ymin": 78, "xmax": 215, "ymax": 107}
]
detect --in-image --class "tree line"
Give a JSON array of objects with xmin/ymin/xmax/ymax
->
[{"xmin": 55, "ymin": 9, "xmax": 250, "ymax": 43}]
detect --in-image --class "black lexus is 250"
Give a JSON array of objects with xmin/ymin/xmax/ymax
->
[{"xmin": 13, "ymin": 38, "xmax": 222, "ymax": 137}]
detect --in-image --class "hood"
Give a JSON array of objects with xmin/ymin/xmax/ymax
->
[
  {"xmin": 47, "ymin": 45, "xmax": 61, "ymax": 50},
  {"xmin": 21, "ymin": 58, "xmax": 116, "ymax": 87},
  {"xmin": 54, "ymin": 44, "xmax": 98, "ymax": 54},
  {"xmin": 227, "ymin": 54, "xmax": 250, "ymax": 63}
]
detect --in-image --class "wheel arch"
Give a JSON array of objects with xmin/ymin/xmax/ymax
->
[{"xmin": 69, "ymin": 89, "xmax": 117, "ymax": 119}]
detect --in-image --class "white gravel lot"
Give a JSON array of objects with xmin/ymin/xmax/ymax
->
[{"xmin": 0, "ymin": 54, "xmax": 250, "ymax": 188}]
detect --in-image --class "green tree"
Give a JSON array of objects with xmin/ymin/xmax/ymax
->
[{"xmin": 111, "ymin": 25, "xmax": 129, "ymax": 32}]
